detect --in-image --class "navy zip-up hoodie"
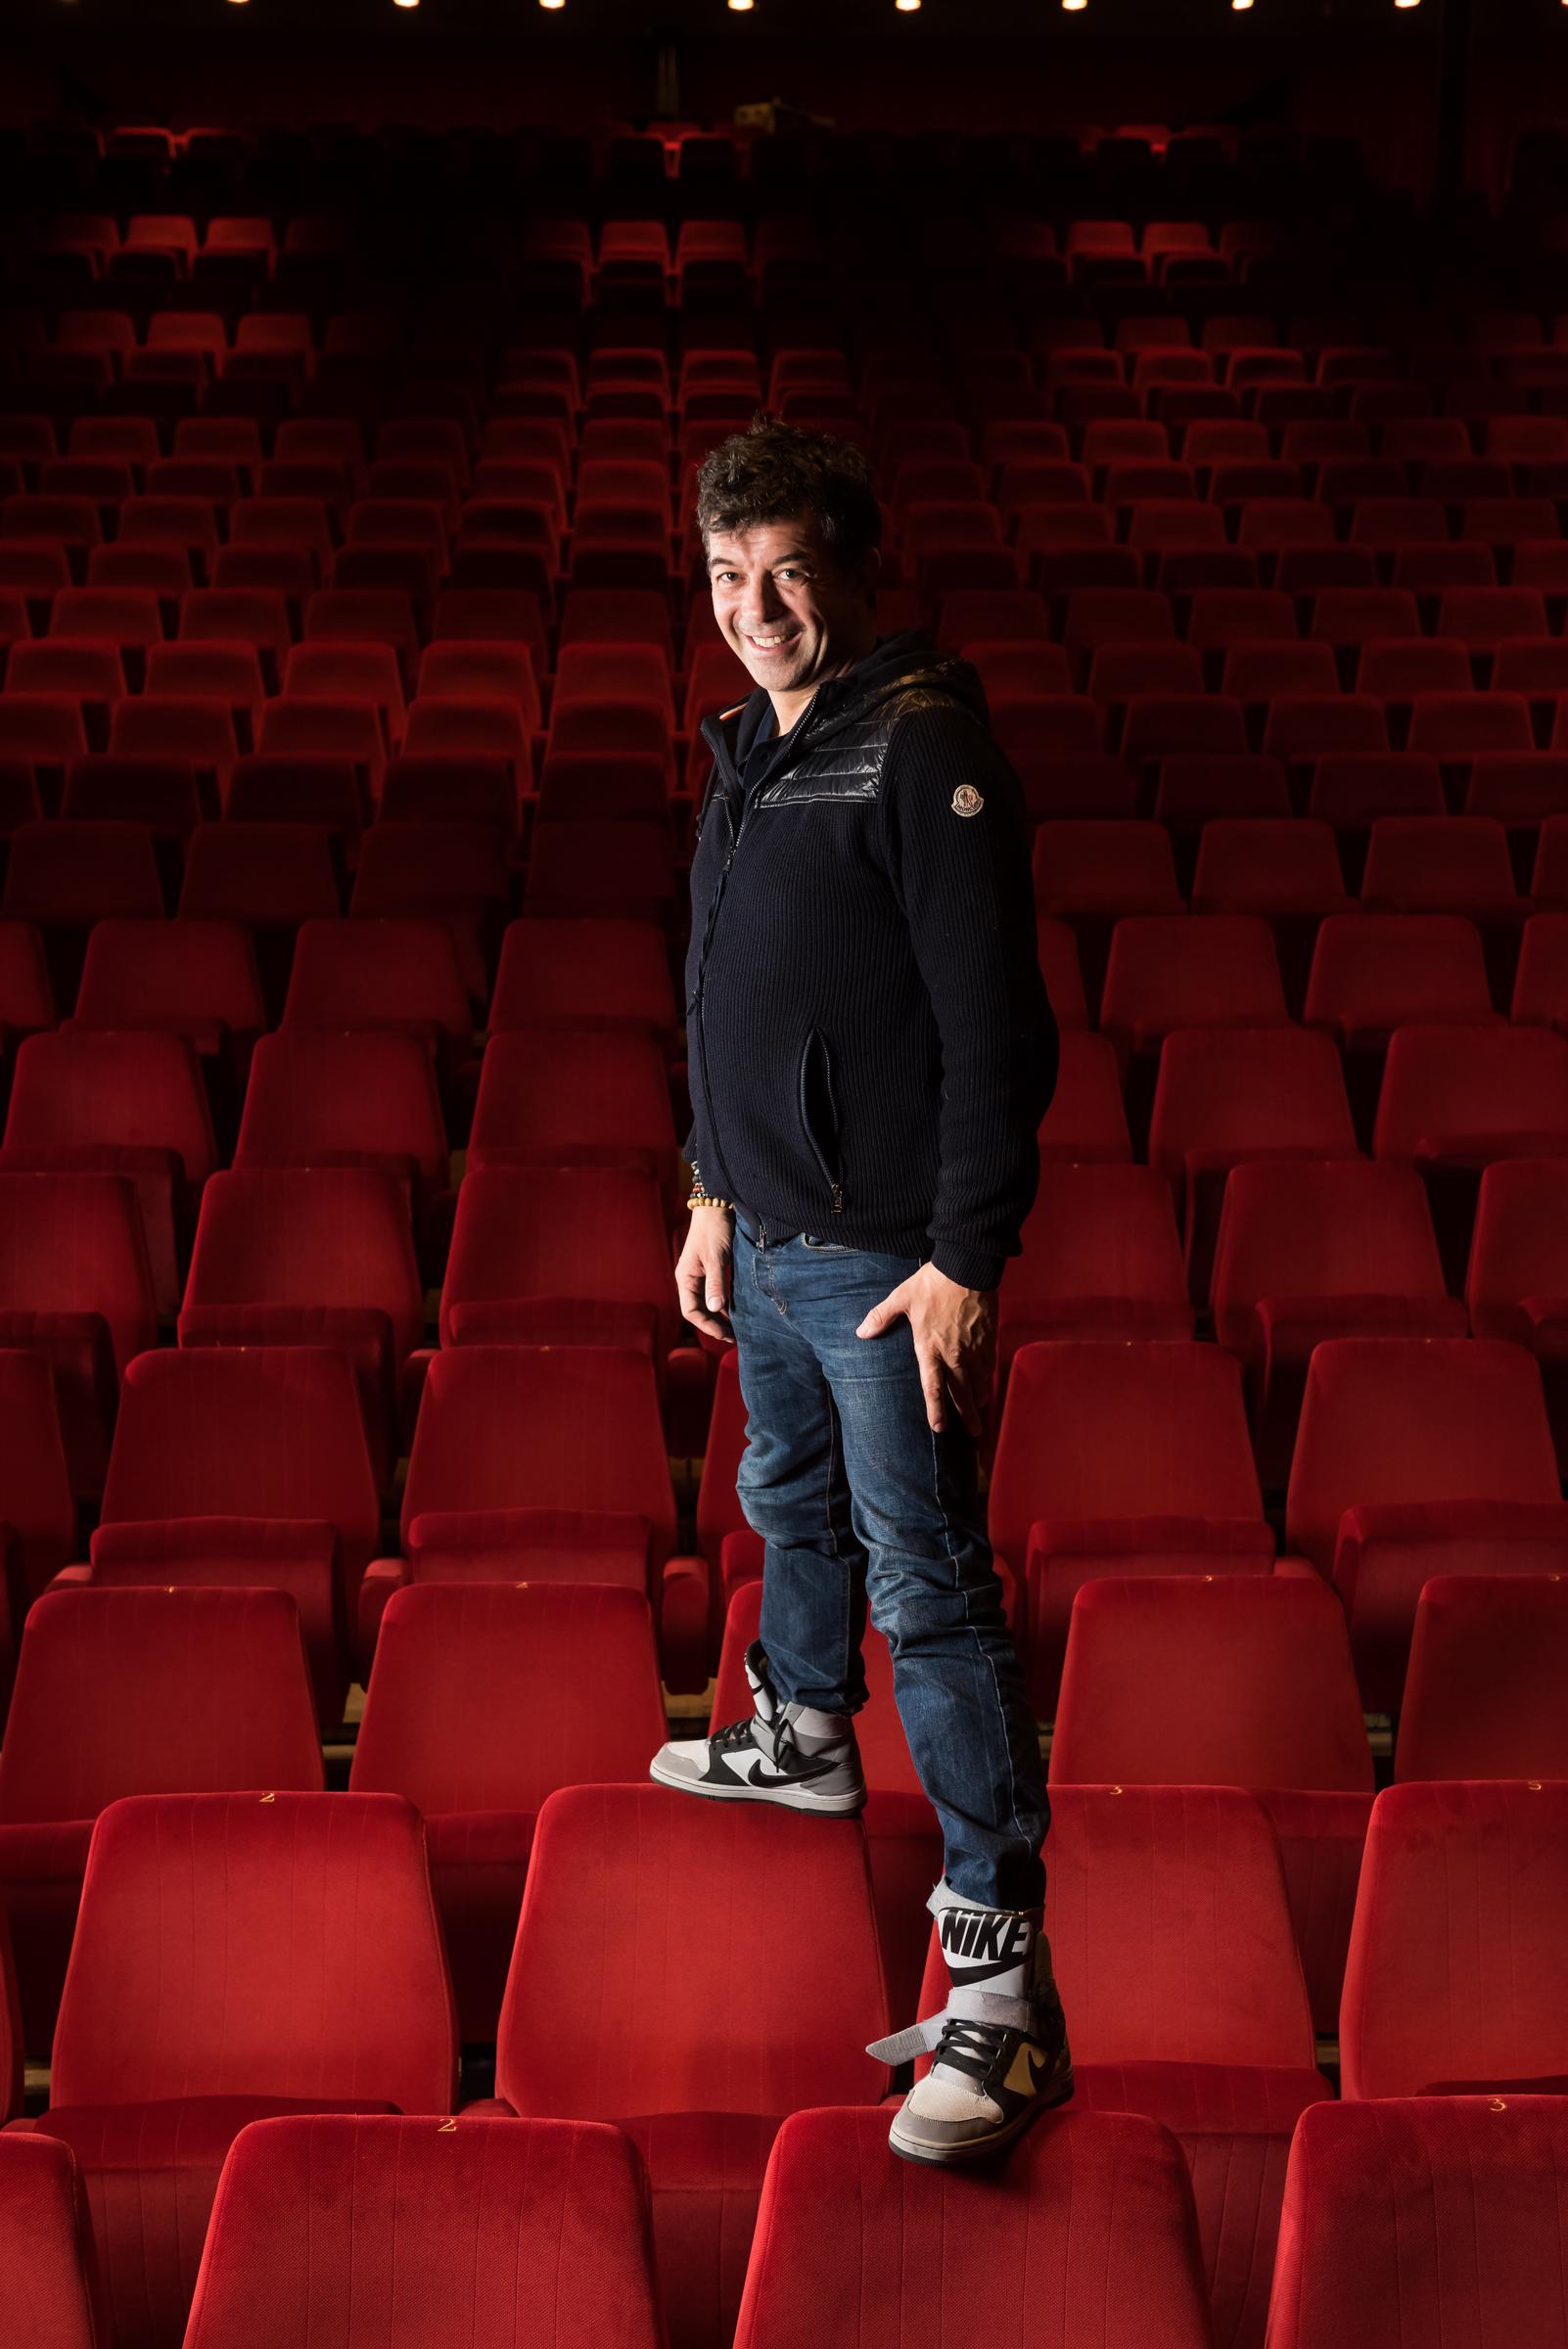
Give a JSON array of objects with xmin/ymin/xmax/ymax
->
[{"xmin": 682, "ymin": 628, "xmax": 1058, "ymax": 1291}]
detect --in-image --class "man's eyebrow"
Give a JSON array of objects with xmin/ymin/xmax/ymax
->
[{"xmin": 706, "ymin": 549, "xmax": 813, "ymax": 571}]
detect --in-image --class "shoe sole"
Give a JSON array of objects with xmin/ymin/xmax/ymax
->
[
  {"xmin": 886, "ymin": 2068, "xmax": 1076, "ymax": 2167},
  {"xmin": 648, "ymin": 1756, "xmax": 866, "ymax": 1817}
]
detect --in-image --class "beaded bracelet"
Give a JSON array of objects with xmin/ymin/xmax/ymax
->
[{"xmin": 686, "ymin": 1192, "xmax": 735, "ymax": 1212}]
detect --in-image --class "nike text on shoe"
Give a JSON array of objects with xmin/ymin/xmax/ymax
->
[
  {"xmin": 649, "ymin": 1638, "xmax": 866, "ymax": 1818},
  {"xmin": 869, "ymin": 1878, "xmax": 1074, "ymax": 2165}
]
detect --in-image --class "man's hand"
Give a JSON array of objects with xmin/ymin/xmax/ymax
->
[
  {"xmin": 855, "ymin": 1262, "xmax": 996, "ymax": 1434},
  {"xmin": 675, "ymin": 1203, "xmax": 737, "ymax": 1345}
]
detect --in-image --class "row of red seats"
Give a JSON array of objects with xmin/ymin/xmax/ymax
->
[
  {"xmin": 6, "ymin": 1562, "xmax": 1560, "ymax": 2056},
  {"xmin": 10, "ymin": 2094, "xmax": 1555, "ymax": 2349},
  {"xmin": 3, "ymin": 1773, "xmax": 1564, "ymax": 2349}
]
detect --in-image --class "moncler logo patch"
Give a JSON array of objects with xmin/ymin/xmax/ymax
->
[{"xmin": 951, "ymin": 784, "xmax": 984, "ymax": 817}]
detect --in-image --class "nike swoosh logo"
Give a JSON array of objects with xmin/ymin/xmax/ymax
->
[{"xmin": 746, "ymin": 1753, "xmax": 842, "ymax": 1788}]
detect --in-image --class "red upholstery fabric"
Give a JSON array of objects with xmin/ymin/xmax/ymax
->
[
  {"xmin": 1099, "ymin": 915, "xmax": 1288, "ymax": 1056},
  {"xmin": 1396, "ymin": 1574, "xmax": 1568, "ymax": 1780},
  {"xmin": 439, "ymin": 1164, "xmax": 679, "ymax": 1362},
  {"xmin": 1001, "ymin": 1164, "xmax": 1191, "ymax": 1359},
  {"xmin": 280, "ymin": 918, "xmax": 471, "ymax": 1040},
  {"xmin": 1050, "ymin": 1576, "xmax": 1372, "ymax": 2030},
  {"xmin": 1285, "ymin": 1337, "xmax": 1563, "ymax": 1701},
  {"xmin": 1266, "ymin": 2096, "xmax": 1568, "ymax": 2348},
  {"xmin": 0, "ymin": 1588, "xmax": 322, "ymax": 2053},
  {"xmin": 100, "ymin": 1344, "xmax": 380, "ymax": 1589},
  {"xmin": 734, "ymin": 2106, "xmax": 1212, "ymax": 2349},
  {"xmin": 234, "ymin": 1030, "xmax": 450, "ymax": 1192},
  {"xmin": 30, "ymin": 1792, "xmax": 455, "ymax": 2347},
  {"xmin": 1211, "ymin": 1159, "xmax": 1461, "ymax": 1484},
  {"xmin": 913, "ymin": 1786, "xmax": 1323, "ymax": 2349},
  {"xmin": 989, "ymin": 1339, "xmax": 1268, "ymax": 1703},
  {"xmin": 486, "ymin": 1785, "xmax": 888, "ymax": 2349},
  {"xmin": 1341, "ymin": 1780, "xmax": 1568, "ymax": 2100},
  {"xmin": 0, "ymin": 1171, "xmax": 156, "ymax": 1496},
  {"xmin": 351, "ymin": 1584, "xmax": 666, "ymax": 2039},
  {"xmin": 0, "ymin": 2133, "xmax": 99, "ymax": 2349},
  {"xmin": 179, "ymin": 2113, "xmax": 662, "ymax": 2349},
  {"xmin": 84, "ymin": 1516, "xmax": 347, "ymax": 1730},
  {"xmin": 1, "ymin": 1901, "xmax": 21, "ymax": 2126}
]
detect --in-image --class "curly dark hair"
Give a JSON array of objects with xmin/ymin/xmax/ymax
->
[{"xmin": 694, "ymin": 412, "xmax": 882, "ymax": 570}]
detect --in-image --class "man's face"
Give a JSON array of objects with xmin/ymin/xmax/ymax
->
[{"xmin": 706, "ymin": 513, "xmax": 877, "ymax": 703}]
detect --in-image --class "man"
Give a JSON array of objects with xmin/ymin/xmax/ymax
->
[{"xmin": 650, "ymin": 415, "xmax": 1069, "ymax": 2165}]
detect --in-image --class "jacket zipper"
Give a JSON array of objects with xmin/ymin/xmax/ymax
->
[{"xmin": 798, "ymin": 1030, "xmax": 846, "ymax": 1216}]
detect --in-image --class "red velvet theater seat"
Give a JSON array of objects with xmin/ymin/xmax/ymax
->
[
  {"xmin": 182, "ymin": 2114, "xmax": 663, "ymax": 2349},
  {"xmin": 1465, "ymin": 1157, "xmax": 1568, "ymax": 1470},
  {"xmin": 1211, "ymin": 1158, "xmax": 1463, "ymax": 1485},
  {"xmin": 1050, "ymin": 1576, "xmax": 1373, "ymax": 2031},
  {"xmin": 0, "ymin": 2133, "xmax": 99, "ymax": 2349},
  {"xmin": 468, "ymin": 1028, "xmax": 679, "ymax": 1210},
  {"xmin": 1098, "ymin": 914, "xmax": 1289, "ymax": 1063},
  {"xmin": 350, "ymin": 1582, "xmax": 666, "ymax": 2042},
  {"xmin": 1, "ymin": 1027, "xmax": 217, "ymax": 1318},
  {"xmin": 72, "ymin": 919, "xmax": 266, "ymax": 1057},
  {"xmin": 1340, "ymin": 1780, "xmax": 1568, "ymax": 2099},
  {"xmin": 1000, "ymin": 1162, "xmax": 1192, "ymax": 1364},
  {"xmin": 734, "ymin": 2107, "xmax": 1212, "ymax": 2349},
  {"xmin": 714, "ymin": 1579, "xmax": 941, "ymax": 2027},
  {"xmin": 279, "ymin": 917, "xmax": 471, "ymax": 1045},
  {"xmin": 388, "ymin": 1343, "xmax": 706, "ymax": 1688},
  {"xmin": 95, "ymin": 1344, "xmax": 380, "ymax": 1723},
  {"xmin": 439, "ymin": 1163, "xmax": 679, "ymax": 1366},
  {"xmin": 0, "ymin": 1586, "xmax": 322, "ymax": 2058},
  {"xmin": 1285, "ymin": 1335, "xmax": 1568, "ymax": 1707},
  {"xmin": 0, "ymin": 1170, "xmax": 157, "ymax": 1497},
  {"xmin": 909, "ymin": 1785, "xmax": 1327, "ymax": 2349},
  {"xmin": 987, "ymin": 1339, "xmax": 1271, "ymax": 1715},
  {"xmin": 1265, "ymin": 2096, "xmax": 1568, "ymax": 2349},
  {"xmin": 22, "ymin": 1791, "xmax": 455, "ymax": 2349},
  {"xmin": 477, "ymin": 1785, "xmax": 888, "ymax": 2349},
  {"xmin": 1395, "ymin": 1574, "xmax": 1568, "ymax": 1781},
  {"xmin": 179, "ymin": 1167, "xmax": 422, "ymax": 1483},
  {"xmin": 237, "ymin": 1005, "xmax": 446, "ymax": 1163}
]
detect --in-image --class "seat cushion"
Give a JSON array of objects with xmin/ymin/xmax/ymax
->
[{"xmin": 34, "ymin": 2096, "xmax": 397, "ymax": 2349}]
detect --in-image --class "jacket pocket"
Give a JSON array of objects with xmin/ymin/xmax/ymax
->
[{"xmin": 797, "ymin": 1027, "xmax": 845, "ymax": 1213}]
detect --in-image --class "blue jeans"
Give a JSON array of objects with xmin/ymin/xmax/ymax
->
[{"xmin": 727, "ymin": 1210, "xmax": 1048, "ymax": 1911}]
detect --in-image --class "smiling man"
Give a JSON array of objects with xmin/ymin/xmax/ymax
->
[{"xmin": 650, "ymin": 415, "xmax": 1068, "ymax": 2166}]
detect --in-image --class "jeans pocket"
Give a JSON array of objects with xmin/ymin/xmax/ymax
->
[{"xmin": 800, "ymin": 1232, "xmax": 853, "ymax": 1252}]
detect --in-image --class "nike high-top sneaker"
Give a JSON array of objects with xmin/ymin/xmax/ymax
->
[
  {"xmin": 650, "ymin": 1638, "xmax": 866, "ymax": 1817},
  {"xmin": 869, "ymin": 1878, "xmax": 1073, "ymax": 2164}
]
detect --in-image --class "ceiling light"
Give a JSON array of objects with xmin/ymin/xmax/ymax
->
[
  {"xmin": 1062, "ymin": 0, "xmax": 1086, "ymax": 12},
  {"xmin": 896, "ymin": 0, "xmax": 922, "ymax": 11}
]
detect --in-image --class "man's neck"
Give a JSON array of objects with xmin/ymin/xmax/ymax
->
[{"xmin": 766, "ymin": 629, "xmax": 879, "ymax": 731}]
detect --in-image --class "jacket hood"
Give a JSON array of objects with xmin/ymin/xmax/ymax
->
[{"xmin": 705, "ymin": 627, "xmax": 992, "ymax": 782}]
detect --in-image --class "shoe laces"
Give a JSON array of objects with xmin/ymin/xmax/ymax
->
[{"xmin": 931, "ymin": 2015, "xmax": 1013, "ymax": 2087}]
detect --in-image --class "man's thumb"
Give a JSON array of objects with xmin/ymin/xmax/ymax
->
[{"xmin": 855, "ymin": 1304, "xmax": 887, "ymax": 1339}]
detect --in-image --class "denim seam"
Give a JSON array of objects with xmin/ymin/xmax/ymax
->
[{"xmin": 923, "ymin": 1415, "xmax": 1035, "ymax": 1861}]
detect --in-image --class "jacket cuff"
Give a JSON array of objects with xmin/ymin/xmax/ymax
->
[{"xmin": 928, "ymin": 1237, "xmax": 1006, "ymax": 1291}]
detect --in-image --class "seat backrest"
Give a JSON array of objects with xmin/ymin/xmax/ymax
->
[
  {"xmin": 1341, "ymin": 1780, "xmax": 1568, "ymax": 2098},
  {"xmin": 495, "ymin": 1785, "xmax": 888, "ymax": 2120},
  {"xmin": 1266, "ymin": 2096, "xmax": 1568, "ymax": 2349},
  {"xmin": 0, "ymin": 1349, "xmax": 77, "ymax": 1597},
  {"xmin": 1286, "ymin": 1337, "xmax": 1560, "ymax": 1577},
  {"xmin": 734, "ymin": 2107, "xmax": 1211, "ymax": 2349},
  {"xmin": 236, "ymin": 1030, "xmax": 448, "ymax": 1188},
  {"xmin": 1, "ymin": 1903, "xmax": 20, "ymax": 2126},
  {"xmin": 0, "ymin": 1171, "xmax": 157, "ymax": 1373},
  {"xmin": 3, "ymin": 1027, "xmax": 215, "ymax": 1183},
  {"xmin": 1396, "ymin": 1575, "xmax": 1568, "ymax": 1782},
  {"xmin": 1211, "ymin": 1158, "xmax": 1447, "ymax": 1349},
  {"xmin": 400, "ymin": 1345, "xmax": 675, "ymax": 1559},
  {"xmin": 53, "ymin": 1791, "xmax": 455, "ymax": 2112},
  {"xmin": 0, "ymin": 2134, "xmax": 98, "ymax": 2348},
  {"xmin": 989, "ymin": 1340, "xmax": 1262, "ymax": 1570},
  {"xmin": 1147, "ymin": 1026, "xmax": 1357, "ymax": 1176},
  {"xmin": 101, "ymin": 1346, "xmax": 380, "ymax": 1578},
  {"xmin": 918, "ymin": 1784, "xmax": 1315, "ymax": 2068},
  {"xmin": 0, "ymin": 1586, "xmax": 323, "ymax": 1824},
  {"xmin": 1052, "ymin": 1574, "xmax": 1372, "ymax": 1791},
  {"xmin": 281, "ymin": 918, "xmax": 470, "ymax": 1038},
  {"xmin": 351, "ymin": 1583, "xmax": 666, "ymax": 1814},
  {"xmin": 183, "ymin": 1167, "xmax": 422, "ymax": 1358},
  {"xmin": 183, "ymin": 2114, "xmax": 661, "ymax": 2349}
]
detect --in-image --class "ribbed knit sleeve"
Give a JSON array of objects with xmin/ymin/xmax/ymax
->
[{"xmin": 878, "ymin": 706, "xmax": 1058, "ymax": 1289}]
